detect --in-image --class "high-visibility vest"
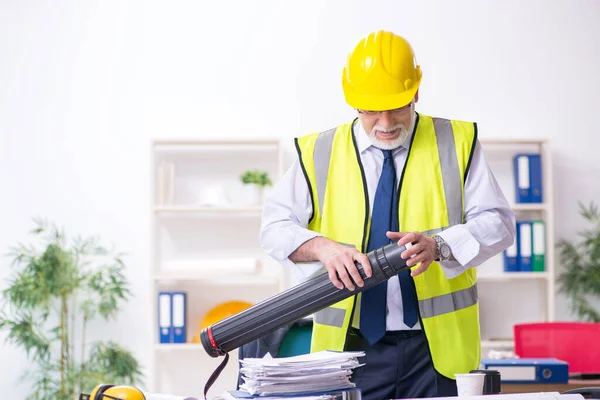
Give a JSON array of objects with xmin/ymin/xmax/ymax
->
[{"xmin": 294, "ymin": 113, "xmax": 481, "ymax": 379}]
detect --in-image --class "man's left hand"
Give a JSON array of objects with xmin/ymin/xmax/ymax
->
[{"xmin": 386, "ymin": 231, "xmax": 438, "ymax": 277}]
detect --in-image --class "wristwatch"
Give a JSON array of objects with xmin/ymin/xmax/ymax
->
[{"xmin": 432, "ymin": 234, "xmax": 452, "ymax": 262}]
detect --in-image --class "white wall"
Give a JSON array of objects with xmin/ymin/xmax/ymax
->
[{"xmin": 1, "ymin": 0, "xmax": 599, "ymax": 398}]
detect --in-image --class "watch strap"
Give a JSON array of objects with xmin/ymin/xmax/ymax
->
[{"xmin": 433, "ymin": 234, "xmax": 451, "ymax": 262}]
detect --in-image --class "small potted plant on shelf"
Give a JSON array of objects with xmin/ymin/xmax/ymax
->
[
  {"xmin": 240, "ymin": 169, "xmax": 273, "ymax": 206},
  {"xmin": 556, "ymin": 201, "xmax": 600, "ymax": 322}
]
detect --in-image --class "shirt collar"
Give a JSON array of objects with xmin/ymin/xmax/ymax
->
[{"xmin": 354, "ymin": 112, "xmax": 419, "ymax": 154}]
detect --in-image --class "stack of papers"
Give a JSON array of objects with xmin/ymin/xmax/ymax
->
[
  {"xmin": 238, "ymin": 350, "xmax": 365, "ymax": 396},
  {"xmin": 214, "ymin": 392, "xmax": 353, "ymax": 400}
]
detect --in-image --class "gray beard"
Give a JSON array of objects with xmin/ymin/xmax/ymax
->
[
  {"xmin": 367, "ymin": 126, "xmax": 410, "ymax": 150},
  {"xmin": 367, "ymin": 113, "xmax": 416, "ymax": 150}
]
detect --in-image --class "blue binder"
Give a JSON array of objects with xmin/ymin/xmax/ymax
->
[
  {"xmin": 529, "ymin": 154, "xmax": 543, "ymax": 203},
  {"xmin": 513, "ymin": 154, "xmax": 531, "ymax": 203},
  {"xmin": 158, "ymin": 292, "xmax": 172, "ymax": 343},
  {"xmin": 480, "ymin": 358, "xmax": 568, "ymax": 383},
  {"xmin": 171, "ymin": 291, "xmax": 187, "ymax": 343},
  {"xmin": 516, "ymin": 221, "xmax": 532, "ymax": 271},
  {"xmin": 513, "ymin": 153, "xmax": 543, "ymax": 204},
  {"xmin": 503, "ymin": 240, "xmax": 518, "ymax": 272}
]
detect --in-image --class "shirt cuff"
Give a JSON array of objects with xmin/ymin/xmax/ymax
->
[
  {"xmin": 264, "ymin": 224, "xmax": 321, "ymax": 260},
  {"xmin": 282, "ymin": 258, "xmax": 325, "ymax": 284},
  {"xmin": 278, "ymin": 230, "xmax": 326, "ymax": 283},
  {"xmin": 437, "ymin": 225, "xmax": 480, "ymax": 279}
]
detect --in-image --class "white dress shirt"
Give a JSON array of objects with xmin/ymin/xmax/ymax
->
[{"xmin": 260, "ymin": 114, "xmax": 516, "ymax": 331}]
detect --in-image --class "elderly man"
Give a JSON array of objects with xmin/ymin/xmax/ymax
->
[{"xmin": 260, "ymin": 30, "xmax": 515, "ymax": 399}]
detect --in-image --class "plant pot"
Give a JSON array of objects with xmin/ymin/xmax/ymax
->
[
  {"xmin": 241, "ymin": 184, "xmax": 262, "ymax": 206},
  {"xmin": 262, "ymin": 186, "xmax": 273, "ymax": 204}
]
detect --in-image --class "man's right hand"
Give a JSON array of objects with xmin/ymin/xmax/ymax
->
[{"xmin": 315, "ymin": 239, "xmax": 373, "ymax": 291}]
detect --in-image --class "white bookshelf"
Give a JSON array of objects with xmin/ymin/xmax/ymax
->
[
  {"xmin": 510, "ymin": 203, "xmax": 549, "ymax": 211},
  {"xmin": 478, "ymin": 272, "xmax": 550, "ymax": 281},
  {"xmin": 153, "ymin": 205, "xmax": 264, "ymax": 214},
  {"xmin": 477, "ymin": 137, "xmax": 555, "ymax": 356},
  {"xmin": 149, "ymin": 138, "xmax": 287, "ymax": 398},
  {"xmin": 481, "ymin": 339, "xmax": 514, "ymax": 348}
]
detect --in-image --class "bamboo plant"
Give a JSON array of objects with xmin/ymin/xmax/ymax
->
[
  {"xmin": 556, "ymin": 201, "xmax": 600, "ymax": 322},
  {"xmin": 0, "ymin": 218, "xmax": 143, "ymax": 400}
]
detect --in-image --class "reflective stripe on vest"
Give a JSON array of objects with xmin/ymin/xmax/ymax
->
[
  {"xmin": 311, "ymin": 118, "xmax": 477, "ymax": 321},
  {"xmin": 314, "ymin": 307, "xmax": 345, "ymax": 327},
  {"xmin": 313, "ymin": 128, "xmax": 336, "ymax": 213},
  {"xmin": 419, "ymin": 284, "xmax": 478, "ymax": 318},
  {"xmin": 433, "ymin": 118, "xmax": 463, "ymax": 227}
]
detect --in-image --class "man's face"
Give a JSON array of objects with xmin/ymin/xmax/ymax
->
[{"xmin": 358, "ymin": 95, "xmax": 417, "ymax": 150}]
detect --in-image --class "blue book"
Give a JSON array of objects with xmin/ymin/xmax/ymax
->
[
  {"xmin": 529, "ymin": 154, "xmax": 543, "ymax": 203},
  {"xmin": 513, "ymin": 154, "xmax": 531, "ymax": 203},
  {"xmin": 516, "ymin": 221, "xmax": 532, "ymax": 272},
  {"xmin": 158, "ymin": 292, "xmax": 172, "ymax": 343},
  {"xmin": 480, "ymin": 358, "xmax": 568, "ymax": 383}
]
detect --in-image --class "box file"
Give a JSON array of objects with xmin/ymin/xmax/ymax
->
[
  {"xmin": 158, "ymin": 292, "xmax": 172, "ymax": 343},
  {"xmin": 531, "ymin": 220, "xmax": 546, "ymax": 272},
  {"xmin": 529, "ymin": 154, "xmax": 543, "ymax": 203},
  {"xmin": 171, "ymin": 291, "xmax": 187, "ymax": 343},
  {"xmin": 480, "ymin": 358, "xmax": 568, "ymax": 383},
  {"xmin": 513, "ymin": 153, "xmax": 543, "ymax": 203},
  {"xmin": 503, "ymin": 241, "xmax": 518, "ymax": 272},
  {"xmin": 157, "ymin": 291, "xmax": 187, "ymax": 343},
  {"xmin": 513, "ymin": 154, "xmax": 531, "ymax": 203},
  {"xmin": 516, "ymin": 221, "xmax": 532, "ymax": 271}
]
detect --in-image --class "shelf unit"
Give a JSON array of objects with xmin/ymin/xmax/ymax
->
[
  {"xmin": 476, "ymin": 137, "xmax": 554, "ymax": 355},
  {"xmin": 149, "ymin": 138, "xmax": 287, "ymax": 398},
  {"xmin": 154, "ymin": 206, "xmax": 264, "ymax": 214}
]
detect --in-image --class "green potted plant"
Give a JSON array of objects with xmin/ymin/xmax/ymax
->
[
  {"xmin": 556, "ymin": 201, "xmax": 600, "ymax": 322},
  {"xmin": 0, "ymin": 218, "xmax": 143, "ymax": 400},
  {"xmin": 240, "ymin": 169, "xmax": 273, "ymax": 206}
]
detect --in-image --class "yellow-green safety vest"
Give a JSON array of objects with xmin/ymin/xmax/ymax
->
[{"xmin": 294, "ymin": 113, "xmax": 481, "ymax": 380}]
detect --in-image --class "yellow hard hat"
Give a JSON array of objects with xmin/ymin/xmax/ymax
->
[
  {"xmin": 342, "ymin": 30, "xmax": 422, "ymax": 111},
  {"xmin": 200, "ymin": 300, "xmax": 253, "ymax": 329},
  {"xmin": 82, "ymin": 384, "xmax": 146, "ymax": 400},
  {"xmin": 102, "ymin": 385, "xmax": 146, "ymax": 400}
]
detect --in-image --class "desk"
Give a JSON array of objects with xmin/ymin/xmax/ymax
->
[{"xmin": 501, "ymin": 379, "xmax": 600, "ymax": 394}]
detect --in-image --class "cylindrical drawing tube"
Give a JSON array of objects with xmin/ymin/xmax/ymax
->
[{"xmin": 201, "ymin": 242, "xmax": 410, "ymax": 357}]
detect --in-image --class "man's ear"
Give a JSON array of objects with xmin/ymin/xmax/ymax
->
[{"xmin": 414, "ymin": 90, "xmax": 419, "ymax": 103}]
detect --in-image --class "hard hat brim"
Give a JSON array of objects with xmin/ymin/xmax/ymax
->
[{"xmin": 343, "ymin": 80, "xmax": 420, "ymax": 112}]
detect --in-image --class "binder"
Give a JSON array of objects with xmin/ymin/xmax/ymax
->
[
  {"xmin": 158, "ymin": 292, "xmax": 172, "ymax": 343},
  {"xmin": 513, "ymin": 154, "xmax": 531, "ymax": 203},
  {"xmin": 480, "ymin": 358, "xmax": 568, "ymax": 383},
  {"xmin": 171, "ymin": 291, "xmax": 187, "ymax": 343},
  {"xmin": 529, "ymin": 154, "xmax": 543, "ymax": 203},
  {"xmin": 516, "ymin": 221, "xmax": 532, "ymax": 272},
  {"xmin": 503, "ymin": 240, "xmax": 518, "ymax": 272},
  {"xmin": 513, "ymin": 153, "xmax": 543, "ymax": 204},
  {"xmin": 531, "ymin": 220, "xmax": 546, "ymax": 272}
]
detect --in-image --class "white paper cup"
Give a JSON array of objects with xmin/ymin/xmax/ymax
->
[{"xmin": 455, "ymin": 373, "xmax": 485, "ymax": 397}]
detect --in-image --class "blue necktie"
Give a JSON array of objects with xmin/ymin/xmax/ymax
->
[{"xmin": 359, "ymin": 149, "xmax": 418, "ymax": 345}]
